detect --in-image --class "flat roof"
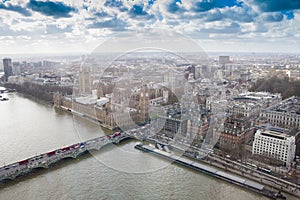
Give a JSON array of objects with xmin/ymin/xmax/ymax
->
[
  {"xmin": 261, "ymin": 132, "xmax": 285, "ymax": 140},
  {"xmin": 265, "ymin": 96, "xmax": 300, "ymax": 114}
]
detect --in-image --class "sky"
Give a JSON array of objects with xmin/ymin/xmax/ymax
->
[{"xmin": 0, "ymin": 0, "xmax": 300, "ymax": 54}]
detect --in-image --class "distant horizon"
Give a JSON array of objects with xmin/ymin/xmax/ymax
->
[{"xmin": 1, "ymin": 51, "xmax": 300, "ymax": 58}]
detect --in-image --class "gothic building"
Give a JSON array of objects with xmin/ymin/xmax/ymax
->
[{"xmin": 139, "ymin": 85, "xmax": 150, "ymax": 124}]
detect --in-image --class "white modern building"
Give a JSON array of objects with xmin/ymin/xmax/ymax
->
[{"xmin": 252, "ymin": 128, "xmax": 296, "ymax": 167}]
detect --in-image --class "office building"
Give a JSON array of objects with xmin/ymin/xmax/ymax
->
[
  {"xmin": 219, "ymin": 56, "xmax": 230, "ymax": 66},
  {"xmin": 3, "ymin": 58, "xmax": 13, "ymax": 81},
  {"xmin": 252, "ymin": 128, "xmax": 296, "ymax": 167}
]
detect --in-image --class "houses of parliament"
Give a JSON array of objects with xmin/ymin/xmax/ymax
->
[{"xmin": 53, "ymin": 66, "xmax": 164, "ymax": 130}]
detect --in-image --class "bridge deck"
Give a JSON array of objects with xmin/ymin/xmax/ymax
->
[{"xmin": 0, "ymin": 133, "xmax": 135, "ymax": 182}]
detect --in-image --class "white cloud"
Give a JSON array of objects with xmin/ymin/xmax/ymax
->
[{"xmin": 0, "ymin": 0, "xmax": 299, "ymax": 53}]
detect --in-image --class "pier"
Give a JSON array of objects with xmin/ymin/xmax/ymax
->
[{"xmin": 135, "ymin": 144, "xmax": 287, "ymax": 200}]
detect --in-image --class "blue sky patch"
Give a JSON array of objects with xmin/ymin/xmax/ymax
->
[
  {"xmin": 0, "ymin": 2, "xmax": 31, "ymax": 16},
  {"xmin": 281, "ymin": 10, "xmax": 294, "ymax": 20},
  {"xmin": 192, "ymin": 0, "xmax": 240, "ymax": 12},
  {"xmin": 254, "ymin": 0, "xmax": 300, "ymax": 12},
  {"xmin": 27, "ymin": 0, "xmax": 76, "ymax": 18}
]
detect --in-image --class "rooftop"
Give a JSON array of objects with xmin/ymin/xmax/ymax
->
[
  {"xmin": 234, "ymin": 92, "xmax": 281, "ymax": 102},
  {"xmin": 266, "ymin": 96, "xmax": 300, "ymax": 114},
  {"xmin": 256, "ymin": 128, "xmax": 295, "ymax": 140},
  {"xmin": 75, "ymin": 95, "xmax": 98, "ymax": 105}
]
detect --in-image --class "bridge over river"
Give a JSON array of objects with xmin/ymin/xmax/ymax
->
[
  {"xmin": 0, "ymin": 128, "xmax": 297, "ymax": 199},
  {"xmin": 0, "ymin": 132, "xmax": 137, "ymax": 182}
]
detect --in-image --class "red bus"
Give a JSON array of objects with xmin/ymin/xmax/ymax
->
[
  {"xmin": 19, "ymin": 159, "xmax": 29, "ymax": 165},
  {"xmin": 47, "ymin": 150, "xmax": 56, "ymax": 156},
  {"xmin": 112, "ymin": 132, "xmax": 121, "ymax": 138},
  {"xmin": 61, "ymin": 147, "xmax": 70, "ymax": 152}
]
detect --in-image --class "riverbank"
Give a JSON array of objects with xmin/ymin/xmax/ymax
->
[
  {"xmin": 2, "ymin": 93, "xmax": 276, "ymax": 200},
  {"xmin": 135, "ymin": 144, "xmax": 286, "ymax": 200},
  {"xmin": 160, "ymin": 140, "xmax": 300, "ymax": 198},
  {"xmin": 4, "ymin": 82, "xmax": 72, "ymax": 105},
  {"xmin": 55, "ymin": 94, "xmax": 300, "ymax": 198}
]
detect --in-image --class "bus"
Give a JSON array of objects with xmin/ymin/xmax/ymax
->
[
  {"xmin": 19, "ymin": 159, "xmax": 29, "ymax": 165},
  {"xmin": 47, "ymin": 150, "xmax": 56, "ymax": 157}
]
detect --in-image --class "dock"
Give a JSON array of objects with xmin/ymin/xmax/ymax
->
[{"xmin": 135, "ymin": 144, "xmax": 286, "ymax": 200}]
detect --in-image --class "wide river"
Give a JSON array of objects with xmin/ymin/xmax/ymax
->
[{"xmin": 0, "ymin": 93, "xmax": 295, "ymax": 199}]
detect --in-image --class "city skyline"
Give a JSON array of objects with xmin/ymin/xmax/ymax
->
[{"xmin": 0, "ymin": 0, "xmax": 300, "ymax": 54}]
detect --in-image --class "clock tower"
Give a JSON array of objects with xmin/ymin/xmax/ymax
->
[{"xmin": 139, "ymin": 85, "xmax": 150, "ymax": 123}]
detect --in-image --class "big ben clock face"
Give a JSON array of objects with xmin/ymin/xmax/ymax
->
[{"xmin": 141, "ymin": 93, "xmax": 143, "ymax": 97}]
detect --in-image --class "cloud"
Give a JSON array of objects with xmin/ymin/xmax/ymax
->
[
  {"xmin": 94, "ymin": 11, "xmax": 109, "ymax": 18},
  {"xmin": 0, "ymin": 2, "xmax": 31, "ymax": 16},
  {"xmin": 167, "ymin": 0, "xmax": 185, "ymax": 13},
  {"xmin": 85, "ymin": 11, "xmax": 110, "ymax": 21},
  {"xmin": 191, "ymin": 0, "xmax": 240, "ymax": 12},
  {"xmin": 0, "ymin": 24, "xmax": 31, "ymax": 36},
  {"xmin": 262, "ymin": 13, "xmax": 284, "ymax": 22},
  {"xmin": 45, "ymin": 24, "xmax": 73, "ymax": 34},
  {"xmin": 128, "ymin": 4, "xmax": 154, "ymax": 20},
  {"xmin": 87, "ymin": 18, "xmax": 127, "ymax": 31},
  {"xmin": 205, "ymin": 9, "xmax": 223, "ymax": 21},
  {"xmin": 0, "ymin": 0, "xmax": 300, "ymax": 54},
  {"xmin": 201, "ymin": 22, "xmax": 241, "ymax": 34},
  {"xmin": 223, "ymin": 6, "xmax": 256, "ymax": 22},
  {"xmin": 253, "ymin": 0, "xmax": 300, "ymax": 12},
  {"xmin": 201, "ymin": 6, "xmax": 255, "ymax": 23},
  {"xmin": 27, "ymin": 0, "xmax": 77, "ymax": 18},
  {"xmin": 104, "ymin": 0, "xmax": 128, "ymax": 12},
  {"xmin": 129, "ymin": 4, "xmax": 148, "ymax": 16}
]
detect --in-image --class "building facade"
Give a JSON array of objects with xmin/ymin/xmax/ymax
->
[
  {"xmin": 157, "ymin": 115, "xmax": 188, "ymax": 137},
  {"xmin": 226, "ymin": 102, "xmax": 260, "ymax": 118},
  {"xmin": 260, "ymin": 96, "xmax": 300, "ymax": 130},
  {"xmin": 252, "ymin": 128, "xmax": 296, "ymax": 167},
  {"xmin": 53, "ymin": 83, "xmax": 150, "ymax": 130},
  {"xmin": 218, "ymin": 116, "xmax": 255, "ymax": 149}
]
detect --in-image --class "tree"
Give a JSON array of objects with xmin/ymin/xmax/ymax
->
[{"xmin": 250, "ymin": 76, "xmax": 300, "ymax": 99}]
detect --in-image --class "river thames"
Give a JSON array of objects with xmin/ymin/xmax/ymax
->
[{"xmin": 0, "ymin": 93, "xmax": 295, "ymax": 199}]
